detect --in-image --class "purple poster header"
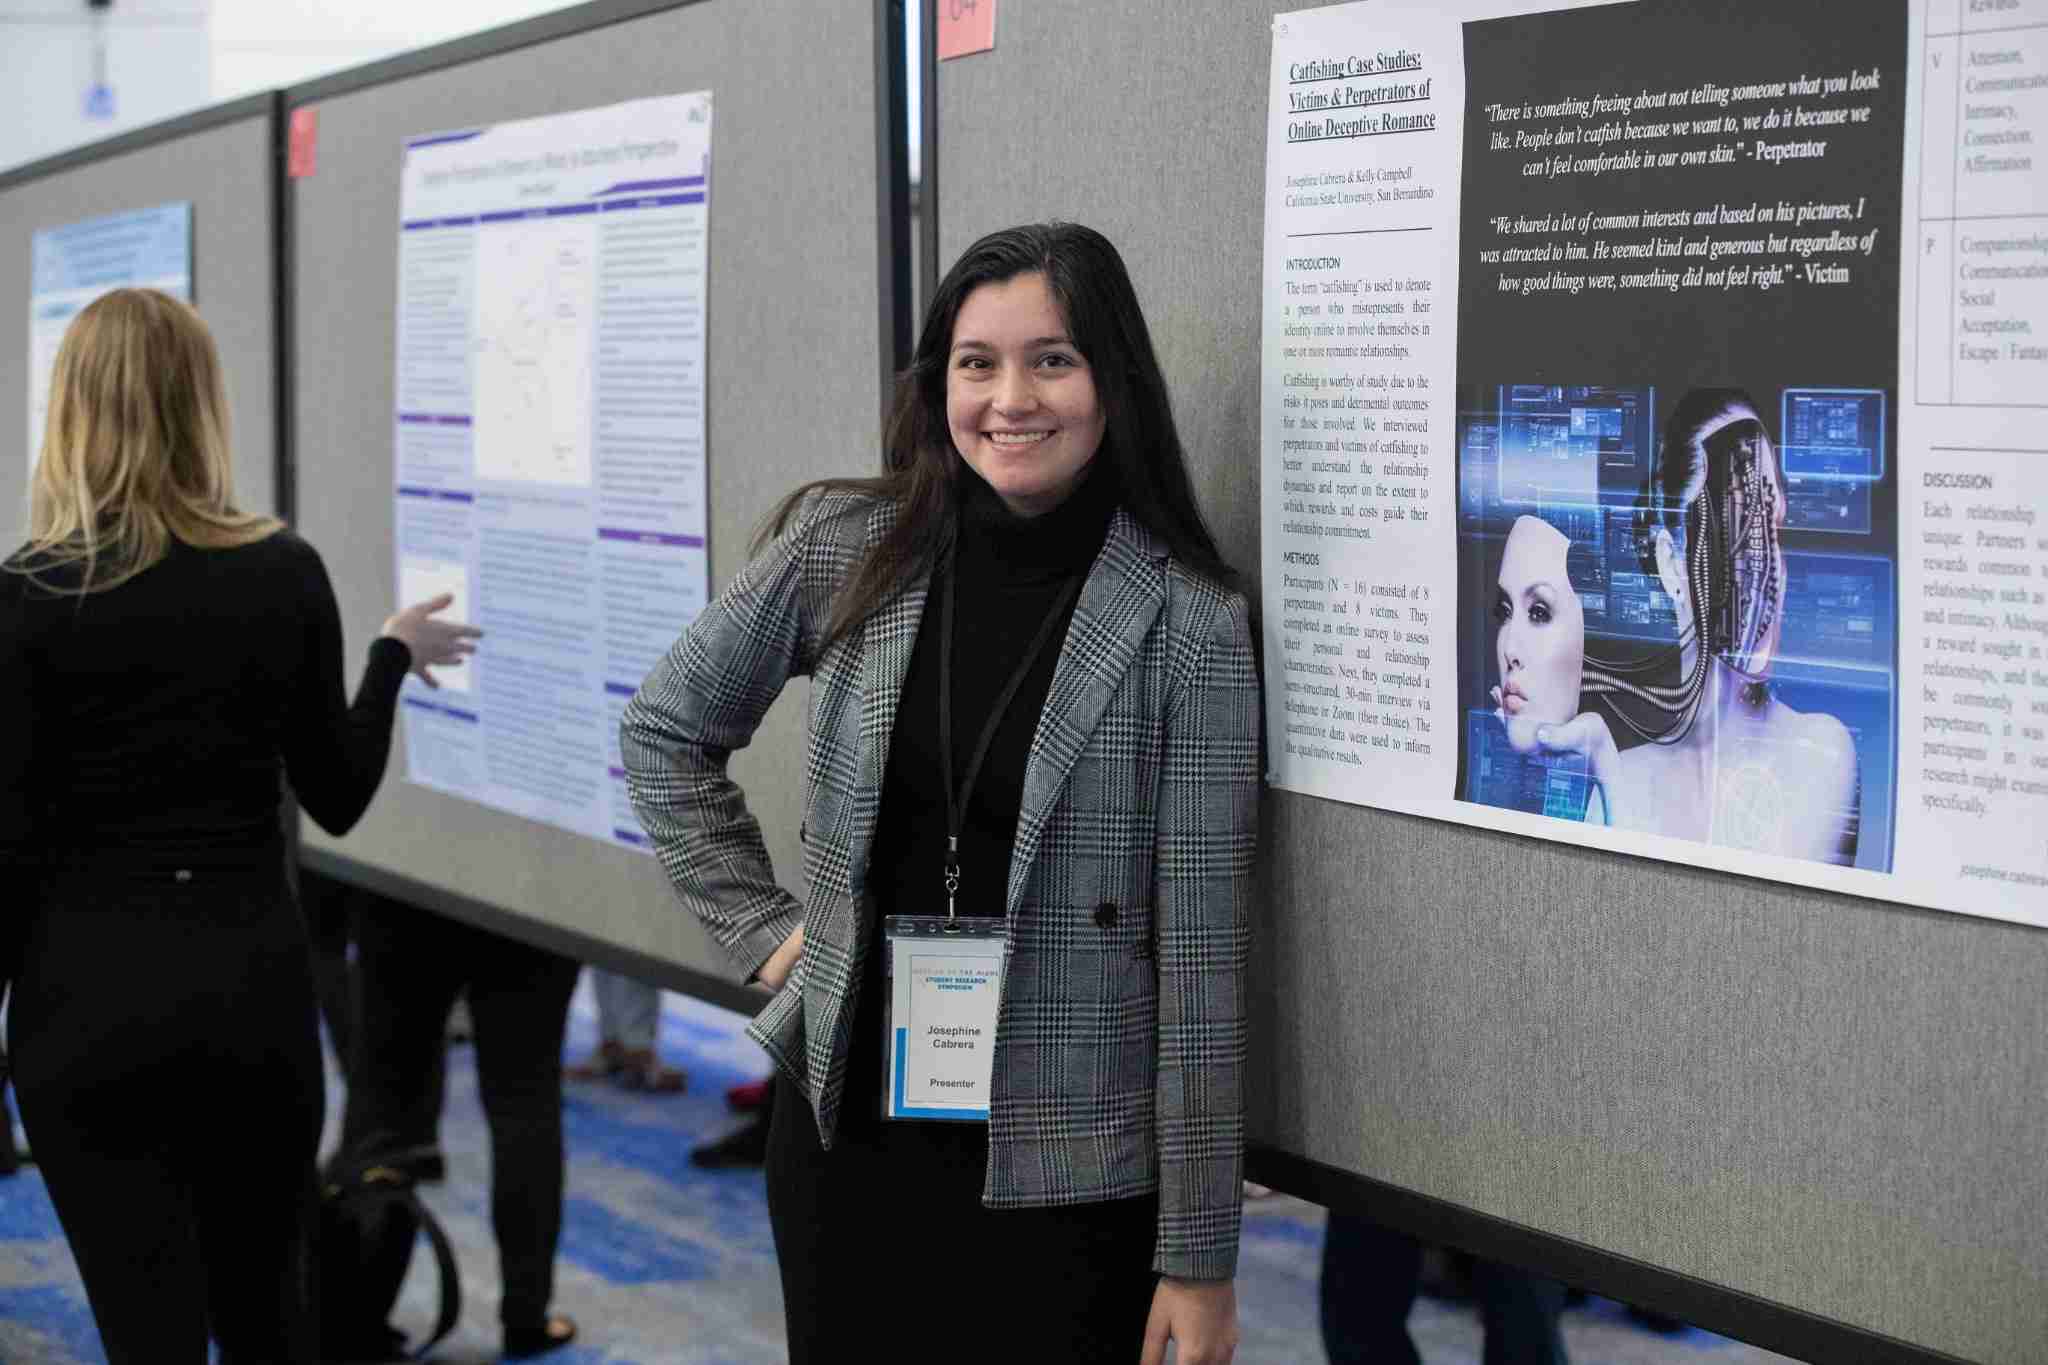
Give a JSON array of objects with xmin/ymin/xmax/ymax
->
[
  {"xmin": 598, "ymin": 528, "xmax": 704, "ymax": 549},
  {"xmin": 594, "ymin": 175, "xmax": 707, "ymax": 195},
  {"xmin": 598, "ymin": 193, "xmax": 705, "ymax": 213},
  {"xmin": 406, "ymin": 129, "xmax": 484, "ymax": 151},
  {"xmin": 479, "ymin": 203, "xmax": 600, "ymax": 224}
]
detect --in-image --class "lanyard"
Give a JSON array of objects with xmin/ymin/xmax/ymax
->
[{"xmin": 936, "ymin": 546, "xmax": 1083, "ymax": 925}]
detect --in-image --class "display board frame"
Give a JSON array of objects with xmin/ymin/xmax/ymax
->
[
  {"xmin": 281, "ymin": 0, "xmax": 914, "ymax": 997},
  {"xmin": 928, "ymin": 2, "xmax": 2038, "ymax": 1361},
  {"xmin": 0, "ymin": 90, "xmax": 287, "ymax": 524}
]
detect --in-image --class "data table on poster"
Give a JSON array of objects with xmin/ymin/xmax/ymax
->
[
  {"xmin": 1916, "ymin": 0, "xmax": 2048, "ymax": 407},
  {"xmin": 392, "ymin": 91, "xmax": 712, "ymax": 852}
]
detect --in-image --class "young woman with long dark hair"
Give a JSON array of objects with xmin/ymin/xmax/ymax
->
[{"xmin": 622, "ymin": 223, "xmax": 1257, "ymax": 1363}]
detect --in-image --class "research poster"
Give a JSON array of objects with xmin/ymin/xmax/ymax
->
[
  {"xmin": 393, "ymin": 92, "xmax": 711, "ymax": 852},
  {"xmin": 28, "ymin": 202, "xmax": 192, "ymax": 462},
  {"xmin": 1263, "ymin": 0, "xmax": 2048, "ymax": 928}
]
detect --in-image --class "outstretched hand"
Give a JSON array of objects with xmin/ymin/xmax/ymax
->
[
  {"xmin": 380, "ymin": 592, "xmax": 482, "ymax": 689},
  {"xmin": 1140, "ymin": 1277, "xmax": 1237, "ymax": 1365}
]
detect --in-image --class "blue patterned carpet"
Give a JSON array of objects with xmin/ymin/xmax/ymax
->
[{"xmin": 0, "ymin": 984, "xmax": 1791, "ymax": 1364}]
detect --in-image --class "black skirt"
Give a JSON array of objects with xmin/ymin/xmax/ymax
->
[{"xmin": 764, "ymin": 971, "xmax": 1159, "ymax": 1364}]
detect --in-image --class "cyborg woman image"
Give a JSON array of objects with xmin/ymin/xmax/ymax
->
[{"xmin": 1519, "ymin": 388, "xmax": 1859, "ymax": 864}]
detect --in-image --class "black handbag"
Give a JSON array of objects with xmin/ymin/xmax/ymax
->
[{"xmin": 315, "ymin": 1141, "xmax": 461, "ymax": 1362}]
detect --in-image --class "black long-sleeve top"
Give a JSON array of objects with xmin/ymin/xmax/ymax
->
[
  {"xmin": 839, "ymin": 462, "xmax": 1116, "ymax": 1133},
  {"xmin": 0, "ymin": 531, "xmax": 411, "ymax": 879},
  {"xmin": 866, "ymin": 461, "xmax": 1118, "ymax": 924}
]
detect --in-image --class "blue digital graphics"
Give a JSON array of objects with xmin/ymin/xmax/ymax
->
[
  {"xmin": 1458, "ymin": 382, "xmax": 1897, "ymax": 871},
  {"xmin": 1772, "ymin": 674, "xmax": 1897, "ymax": 871},
  {"xmin": 1774, "ymin": 552, "xmax": 1893, "ymax": 679},
  {"xmin": 1464, "ymin": 710, "xmax": 1593, "ymax": 819},
  {"xmin": 1457, "ymin": 415, "xmax": 1499, "ymax": 526},
  {"xmin": 1495, "ymin": 384, "xmax": 1652, "ymax": 508},
  {"xmin": 1778, "ymin": 389, "xmax": 1885, "ymax": 535}
]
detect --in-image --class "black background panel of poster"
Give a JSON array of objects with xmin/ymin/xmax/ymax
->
[{"xmin": 1452, "ymin": 0, "xmax": 1906, "ymax": 874}]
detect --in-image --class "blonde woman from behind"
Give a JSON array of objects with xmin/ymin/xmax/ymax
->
[{"xmin": 0, "ymin": 288, "xmax": 475, "ymax": 1363}]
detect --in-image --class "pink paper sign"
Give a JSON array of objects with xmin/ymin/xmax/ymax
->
[
  {"xmin": 288, "ymin": 107, "xmax": 318, "ymax": 179},
  {"xmin": 937, "ymin": 0, "xmax": 995, "ymax": 60}
]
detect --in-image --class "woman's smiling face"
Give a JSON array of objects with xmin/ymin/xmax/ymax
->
[
  {"xmin": 1495, "ymin": 515, "xmax": 1587, "ymax": 737},
  {"xmin": 945, "ymin": 271, "xmax": 1106, "ymax": 518}
]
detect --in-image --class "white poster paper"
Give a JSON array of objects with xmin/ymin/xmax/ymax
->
[
  {"xmin": 394, "ymin": 91, "xmax": 711, "ymax": 852},
  {"xmin": 28, "ymin": 202, "xmax": 192, "ymax": 463},
  {"xmin": 1264, "ymin": 0, "xmax": 2048, "ymax": 928}
]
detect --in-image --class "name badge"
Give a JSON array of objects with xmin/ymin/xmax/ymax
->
[{"xmin": 881, "ymin": 916, "xmax": 1005, "ymax": 1122}]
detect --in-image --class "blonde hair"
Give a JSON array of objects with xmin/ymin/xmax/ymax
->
[{"xmin": 13, "ymin": 287, "xmax": 279, "ymax": 594}]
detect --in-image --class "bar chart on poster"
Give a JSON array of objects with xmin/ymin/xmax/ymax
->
[{"xmin": 391, "ymin": 91, "xmax": 712, "ymax": 852}]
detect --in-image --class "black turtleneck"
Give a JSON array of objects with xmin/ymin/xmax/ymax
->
[
  {"xmin": 840, "ymin": 461, "xmax": 1118, "ymax": 1135},
  {"xmin": 867, "ymin": 460, "xmax": 1118, "ymax": 925}
]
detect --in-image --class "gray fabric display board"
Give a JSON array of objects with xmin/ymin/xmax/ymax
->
[
  {"xmin": 290, "ymin": 0, "xmax": 897, "ymax": 1008},
  {"xmin": 937, "ymin": 3, "xmax": 2041, "ymax": 1362},
  {"xmin": 0, "ymin": 95, "xmax": 282, "ymax": 526}
]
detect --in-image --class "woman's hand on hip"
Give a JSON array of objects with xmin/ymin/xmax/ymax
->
[
  {"xmin": 755, "ymin": 925, "xmax": 804, "ymax": 991},
  {"xmin": 380, "ymin": 592, "xmax": 482, "ymax": 689},
  {"xmin": 1141, "ymin": 1277, "xmax": 1237, "ymax": 1365}
]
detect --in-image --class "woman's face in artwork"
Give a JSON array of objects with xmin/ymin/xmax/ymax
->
[{"xmin": 1494, "ymin": 515, "xmax": 1587, "ymax": 746}]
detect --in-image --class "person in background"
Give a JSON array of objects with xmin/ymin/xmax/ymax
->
[
  {"xmin": 1320, "ymin": 1215, "xmax": 1569, "ymax": 1365},
  {"xmin": 304, "ymin": 867, "xmax": 452, "ymax": 1180},
  {"xmin": 622, "ymin": 222, "xmax": 1259, "ymax": 1364},
  {"xmin": 0, "ymin": 1032, "xmax": 22, "ymax": 1177},
  {"xmin": 565, "ymin": 969, "xmax": 686, "ymax": 1091},
  {"xmin": 345, "ymin": 895, "xmax": 582, "ymax": 1359},
  {"xmin": 689, "ymin": 1076, "xmax": 774, "ymax": 1169},
  {"xmin": 0, "ymin": 288, "xmax": 473, "ymax": 1363}
]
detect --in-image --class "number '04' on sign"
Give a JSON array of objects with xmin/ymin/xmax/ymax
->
[{"xmin": 938, "ymin": 0, "xmax": 994, "ymax": 60}]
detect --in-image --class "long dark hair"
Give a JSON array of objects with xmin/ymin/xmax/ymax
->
[{"xmin": 760, "ymin": 222, "xmax": 1233, "ymax": 649}]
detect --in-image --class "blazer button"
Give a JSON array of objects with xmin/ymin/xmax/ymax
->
[{"xmin": 1093, "ymin": 901, "xmax": 1118, "ymax": 927}]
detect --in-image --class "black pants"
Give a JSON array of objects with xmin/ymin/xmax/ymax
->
[
  {"xmin": 1320, "ymin": 1212, "xmax": 1569, "ymax": 1365},
  {"xmin": 766, "ymin": 1061, "xmax": 1160, "ymax": 1365},
  {"xmin": 11, "ymin": 862, "xmax": 323, "ymax": 1364},
  {"xmin": 299, "ymin": 870, "xmax": 447, "ymax": 1151},
  {"xmin": 300, "ymin": 867, "xmax": 360, "ymax": 1084},
  {"xmin": 343, "ymin": 900, "xmax": 579, "ymax": 1330}
]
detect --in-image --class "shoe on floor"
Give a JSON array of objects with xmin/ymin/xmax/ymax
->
[
  {"xmin": 565, "ymin": 1038, "xmax": 625, "ymax": 1082},
  {"xmin": 614, "ymin": 1047, "xmax": 685, "ymax": 1093},
  {"xmin": 691, "ymin": 1114, "xmax": 769, "ymax": 1169},
  {"xmin": 503, "ymin": 1313, "xmax": 577, "ymax": 1359}
]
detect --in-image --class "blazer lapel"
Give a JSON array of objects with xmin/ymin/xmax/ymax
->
[
  {"xmin": 1005, "ymin": 508, "xmax": 1168, "ymax": 919},
  {"xmin": 848, "ymin": 499, "xmax": 929, "ymax": 893}
]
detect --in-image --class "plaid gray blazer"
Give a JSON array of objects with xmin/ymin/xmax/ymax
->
[{"xmin": 620, "ymin": 489, "xmax": 1258, "ymax": 1280}]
